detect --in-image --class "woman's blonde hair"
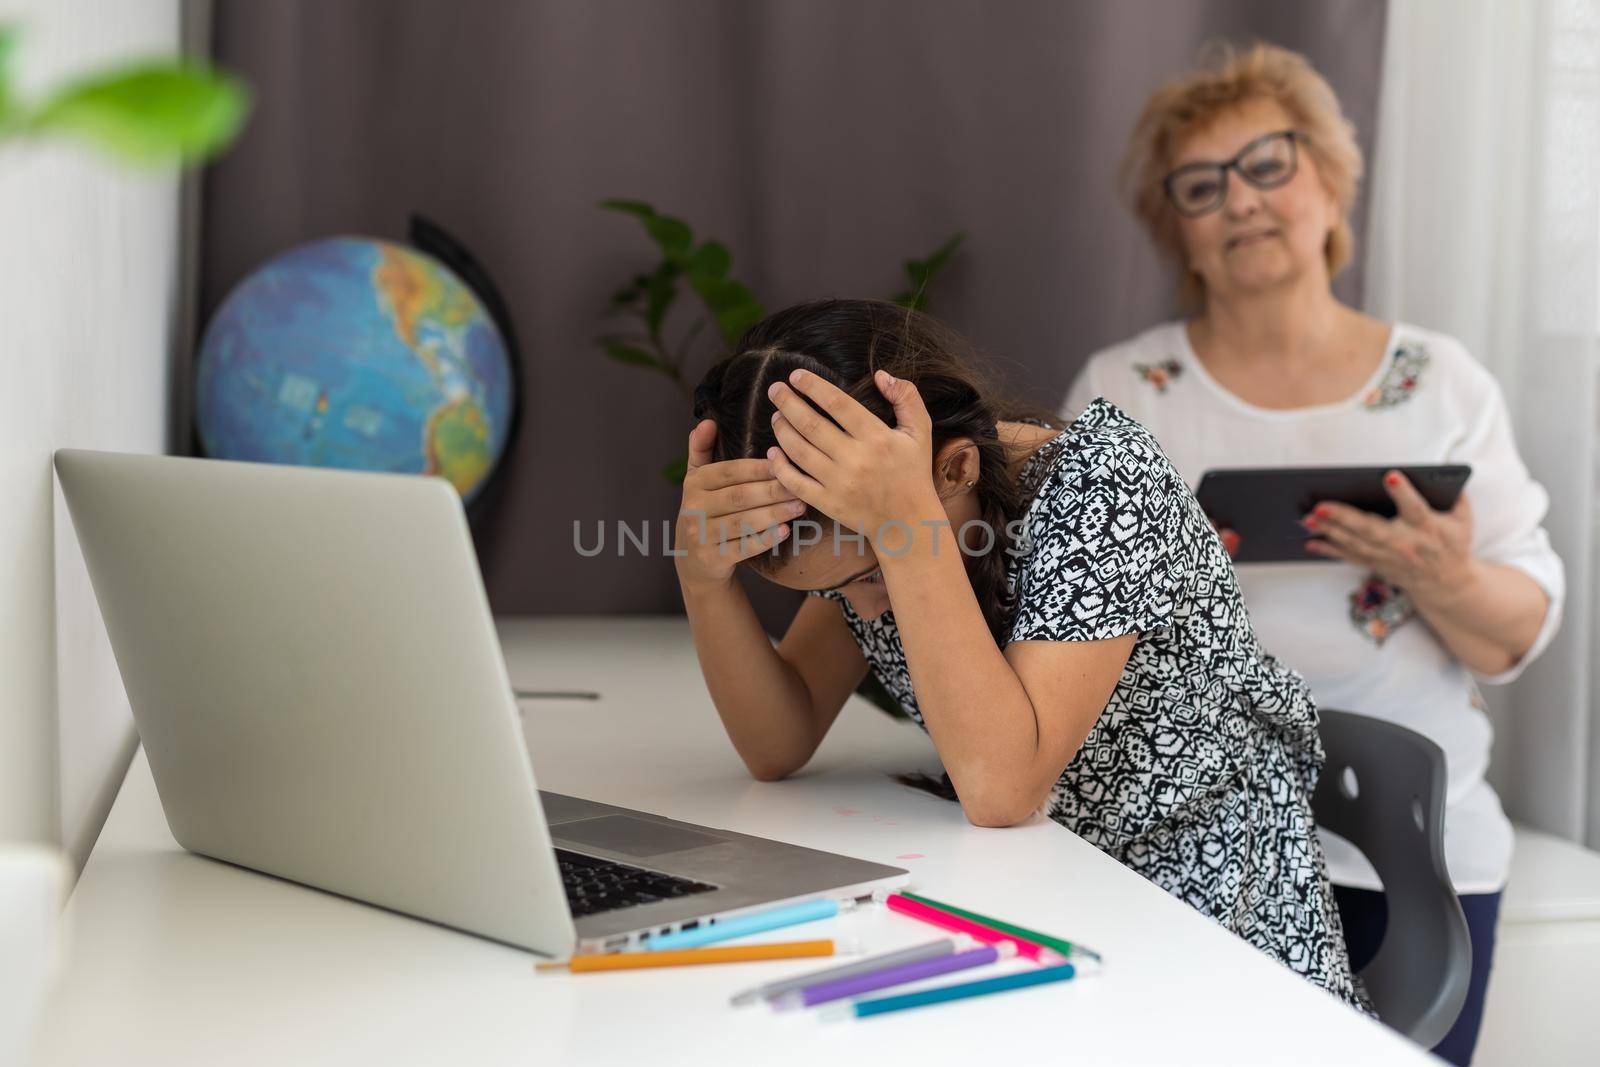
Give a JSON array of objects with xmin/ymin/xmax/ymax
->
[{"xmin": 1120, "ymin": 41, "xmax": 1364, "ymax": 307}]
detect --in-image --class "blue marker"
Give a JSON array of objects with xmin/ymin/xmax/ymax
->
[
  {"xmin": 822, "ymin": 962, "xmax": 1087, "ymax": 1020},
  {"xmin": 645, "ymin": 896, "xmax": 858, "ymax": 951}
]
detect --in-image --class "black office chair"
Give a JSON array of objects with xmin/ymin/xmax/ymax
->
[{"xmin": 1312, "ymin": 709, "xmax": 1473, "ymax": 1047}]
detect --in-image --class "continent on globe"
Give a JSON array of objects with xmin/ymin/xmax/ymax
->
[{"xmin": 196, "ymin": 236, "xmax": 514, "ymax": 501}]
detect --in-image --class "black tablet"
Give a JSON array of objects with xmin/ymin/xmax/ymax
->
[{"xmin": 1194, "ymin": 464, "xmax": 1472, "ymax": 564}]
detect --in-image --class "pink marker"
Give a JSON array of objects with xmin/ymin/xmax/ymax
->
[{"xmin": 883, "ymin": 893, "xmax": 1064, "ymax": 964}]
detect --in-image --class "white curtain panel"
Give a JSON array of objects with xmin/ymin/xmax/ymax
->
[{"xmin": 1364, "ymin": 0, "xmax": 1600, "ymax": 847}]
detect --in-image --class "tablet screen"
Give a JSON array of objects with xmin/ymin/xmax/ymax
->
[{"xmin": 1195, "ymin": 465, "xmax": 1471, "ymax": 564}]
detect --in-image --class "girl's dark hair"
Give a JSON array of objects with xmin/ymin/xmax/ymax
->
[{"xmin": 690, "ymin": 298, "xmax": 1066, "ymax": 642}]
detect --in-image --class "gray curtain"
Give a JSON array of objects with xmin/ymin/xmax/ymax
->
[{"xmin": 201, "ymin": 0, "xmax": 1387, "ymax": 627}]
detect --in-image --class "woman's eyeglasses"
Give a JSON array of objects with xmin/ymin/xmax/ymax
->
[{"xmin": 1162, "ymin": 130, "xmax": 1309, "ymax": 218}]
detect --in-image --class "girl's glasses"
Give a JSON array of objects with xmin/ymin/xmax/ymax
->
[{"xmin": 1161, "ymin": 130, "xmax": 1308, "ymax": 218}]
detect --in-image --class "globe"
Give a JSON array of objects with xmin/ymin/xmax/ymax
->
[{"xmin": 196, "ymin": 236, "xmax": 514, "ymax": 502}]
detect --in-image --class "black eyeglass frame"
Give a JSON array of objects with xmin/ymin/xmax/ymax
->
[{"xmin": 1161, "ymin": 129, "xmax": 1311, "ymax": 218}]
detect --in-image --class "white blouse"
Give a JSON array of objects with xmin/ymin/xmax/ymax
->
[{"xmin": 1063, "ymin": 320, "xmax": 1565, "ymax": 893}]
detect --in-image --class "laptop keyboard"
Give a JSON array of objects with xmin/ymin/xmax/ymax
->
[{"xmin": 555, "ymin": 848, "xmax": 718, "ymax": 918}]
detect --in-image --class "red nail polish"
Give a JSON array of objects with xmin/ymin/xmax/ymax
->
[{"xmin": 1314, "ymin": 505, "xmax": 1331, "ymax": 518}]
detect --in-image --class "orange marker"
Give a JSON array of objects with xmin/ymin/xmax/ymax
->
[{"xmin": 536, "ymin": 938, "xmax": 841, "ymax": 973}]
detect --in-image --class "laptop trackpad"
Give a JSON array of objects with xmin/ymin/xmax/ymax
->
[{"xmin": 556, "ymin": 815, "xmax": 723, "ymax": 858}]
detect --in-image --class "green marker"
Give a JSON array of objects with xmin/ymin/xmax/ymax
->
[{"xmin": 899, "ymin": 891, "xmax": 1101, "ymax": 962}]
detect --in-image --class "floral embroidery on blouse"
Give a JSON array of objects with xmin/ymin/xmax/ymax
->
[
  {"xmin": 1349, "ymin": 573, "xmax": 1415, "ymax": 644},
  {"xmin": 1132, "ymin": 357, "xmax": 1184, "ymax": 393},
  {"xmin": 1363, "ymin": 342, "xmax": 1430, "ymax": 410}
]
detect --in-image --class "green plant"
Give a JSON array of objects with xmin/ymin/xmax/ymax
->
[
  {"xmin": 890, "ymin": 232, "xmax": 965, "ymax": 312},
  {"xmin": 0, "ymin": 24, "xmax": 249, "ymax": 165},
  {"xmin": 598, "ymin": 198, "xmax": 965, "ymax": 483}
]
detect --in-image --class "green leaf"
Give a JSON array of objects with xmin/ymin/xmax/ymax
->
[
  {"xmin": 610, "ymin": 272, "xmax": 652, "ymax": 308},
  {"xmin": 893, "ymin": 232, "xmax": 966, "ymax": 312},
  {"xmin": 599, "ymin": 198, "xmax": 657, "ymax": 219},
  {"xmin": 26, "ymin": 60, "xmax": 250, "ymax": 164},
  {"xmin": 687, "ymin": 240, "xmax": 731, "ymax": 284},
  {"xmin": 645, "ymin": 214, "xmax": 693, "ymax": 260},
  {"xmin": 713, "ymin": 288, "xmax": 765, "ymax": 345},
  {"xmin": 643, "ymin": 261, "xmax": 680, "ymax": 336},
  {"xmin": 685, "ymin": 242, "xmax": 745, "ymax": 331},
  {"xmin": 598, "ymin": 337, "xmax": 674, "ymax": 377},
  {"xmin": 695, "ymin": 275, "xmax": 764, "ymax": 343},
  {"xmin": 600, "ymin": 203, "xmax": 758, "ymax": 350},
  {"xmin": 919, "ymin": 232, "xmax": 965, "ymax": 276},
  {"xmin": 692, "ymin": 276, "xmax": 739, "ymax": 313},
  {"xmin": 0, "ymin": 25, "xmax": 18, "ymax": 129},
  {"xmin": 601, "ymin": 199, "xmax": 692, "ymax": 261},
  {"xmin": 661, "ymin": 454, "xmax": 689, "ymax": 485}
]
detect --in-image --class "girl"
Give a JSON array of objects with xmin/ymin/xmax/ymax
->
[{"xmin": 674, "ymin": 298, "xmax": 1365, "ymax": 1010}]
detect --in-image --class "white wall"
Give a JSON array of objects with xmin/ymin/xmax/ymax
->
[
  {"xmin": 0, "ymin": 0, "xmax": 183, "ymax": 867},
  {"xmin": 1363, "ymin": 0, "xmax": 1600, "ymax": 846}
]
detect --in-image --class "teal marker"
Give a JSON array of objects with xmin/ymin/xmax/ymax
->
[
  {"xmin": 645, "ymin": 896, "xmax": 857, "ymax": 951},
  {"xmin": 825, "ymin": 962, "xmax": 1082, "ymax": 1020}
]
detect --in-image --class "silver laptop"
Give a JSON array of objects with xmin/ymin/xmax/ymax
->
[{"xmin": 54, "ymin": 449, "xmax": 907, "ymax": 957}]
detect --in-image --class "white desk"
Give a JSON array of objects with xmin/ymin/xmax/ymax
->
[{"xmin": 33, "ymin": 617, "xmax": 1430, "ymax": 1066}]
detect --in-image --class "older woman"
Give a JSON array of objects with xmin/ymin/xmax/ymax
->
[{"xmin": 1064, "ymin": 43, "xmax": 1564, "ymax": 1064}]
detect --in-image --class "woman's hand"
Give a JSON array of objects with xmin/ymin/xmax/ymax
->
[
  {"xmin": 764, "ymin": 368, "xmax": 937, "ymax": 547},
  {"xmin": 1303, "ymin": 470, "xmax": 1474, "ymax": 600},
  {"xmin": 673, "ymin": 419, "xmax": 804, "ymax": 591}
]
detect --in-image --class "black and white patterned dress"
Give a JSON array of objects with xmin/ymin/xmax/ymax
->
[{"xmin": 809, "ymin": 398, "xmax": 1367, "ymax": 1010}]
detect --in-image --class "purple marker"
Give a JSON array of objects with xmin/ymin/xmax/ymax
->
[{"xmin": 774, "ymin": 942, "xmax": 1016, "ymax": 1010}]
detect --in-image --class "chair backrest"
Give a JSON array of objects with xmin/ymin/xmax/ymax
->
[{"xmin": 1312, "ymin": 709, "xmax": 1472, "ymax": 1047}]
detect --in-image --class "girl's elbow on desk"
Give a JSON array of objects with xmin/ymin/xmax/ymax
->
[
  {"xmin": 956, "ymin": 779, "xmax": 1053, "ymax": 828},
  {"xmin": 738, "ymin": 744, "xmax": 816, "ymax": 783},
  {"xmin": 746, "ymin": 761, "xmax": 799, "ymax": 784},
  {"xmin": 729, "ymin": 723, "xmax": 823, "ymax": 782},
  {"xmin": 962, "ymin": 805, "xmax": 1036, "ymax": 829}
]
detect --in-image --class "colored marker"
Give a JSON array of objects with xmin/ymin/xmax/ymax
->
[
  {"xmin": 884, "ymin": 893, "xmax": 1060, "ymax": 963},
  {"xmin": 776, "ymin": 942, "xmax": 1013, "ymax": 1010},
  {"xmin": 536, "ymin": 938, "xmax": 843, "ymax": 973},
  {"xmin": 823, "ymin": 962, "xmax": 1082, "ymax": 1020},
  {"xmin": 729, "ymin": 938, "xmax": 957, "ymax": 1006},
  {"xmin": 899, "ymin": 890, "xmax": 1102, "ymax": 962},
  {"xmin": 645, "ymin": 896, "xmax": 857, "ymax": 951}
]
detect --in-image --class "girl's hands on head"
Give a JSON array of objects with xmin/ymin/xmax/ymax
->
[
  {"xmin": 1303, "ymin": 470, "xmax": 1475, "ymax": 597},
  {"xmin": 764, "ymin": 368, "xmax": 938, "ymax": 547},
  {"xmin": 674, "ymin": 419, "xmax": 806, "ymax": 591}
]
